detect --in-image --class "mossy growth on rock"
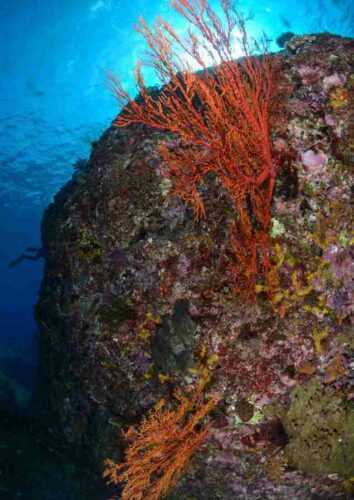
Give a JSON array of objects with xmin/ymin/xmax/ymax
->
[
  {"xmin": 267, "ymin": 378, "xmax": 354, "ymax": 478},
  {"xmin": 99, "ymin": 296, "xmax": 136, "ymax": 330},
  {"xmin": 76, "ymin": 228, "xmax": 102, "ymax": 263}
]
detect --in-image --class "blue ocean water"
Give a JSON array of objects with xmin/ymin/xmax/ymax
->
[{"xmin": 0, "ymin": 0, "xmax": 353, "ymax": 391}]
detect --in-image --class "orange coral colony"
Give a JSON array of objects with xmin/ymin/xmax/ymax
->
[
  {"xmin": 104, "ymin": 387, "xmax": 218, "ymax": 500},
  {"xmin": 111, "ymin": 0, "xmax": 281, "ymax": 297}
]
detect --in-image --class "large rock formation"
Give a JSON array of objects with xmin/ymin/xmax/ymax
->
[{"xmin": 36, "ymin": 34, "xmax": 354, "ymax": 498}]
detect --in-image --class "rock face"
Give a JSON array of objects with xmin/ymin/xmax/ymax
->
[{"xmin": 36, "ymin": 34, "xmax": 354, "ymax": 498}]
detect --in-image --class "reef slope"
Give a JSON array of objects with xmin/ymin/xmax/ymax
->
[{"xmin": 36, "ymin": 34, "xmax": 354, "ymax": 499}]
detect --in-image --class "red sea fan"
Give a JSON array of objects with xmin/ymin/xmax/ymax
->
[{"xmin": 110, "ymin": 0, "xmax": 282, "ymax": 296}]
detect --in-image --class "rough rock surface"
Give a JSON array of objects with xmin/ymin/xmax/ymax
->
[{"xmin": 36, "ymin": 33, "xmax": 354, "ymax": 499}]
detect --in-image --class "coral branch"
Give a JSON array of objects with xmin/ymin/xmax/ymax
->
[
  {"xmin": 111, "ymin": 0, "xmax": 281, "ymax": 296},
  {"xmin": 104, "ymin": 387, "xmax": 218, "ymax": 500}
]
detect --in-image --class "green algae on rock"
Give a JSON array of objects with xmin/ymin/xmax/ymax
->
[{"xmin": 282, "ymin": 378, "xmax": 354, "ymax": 477}]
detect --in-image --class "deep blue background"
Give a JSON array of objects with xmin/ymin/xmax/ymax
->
[{"xmin": 1, "ymin": 0, "xmax": 353, "ymax": 386}]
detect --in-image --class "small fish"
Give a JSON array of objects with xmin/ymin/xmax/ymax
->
[{"xmin": 279, "ymin": 15, "xmax": 292, "ymax": 29}]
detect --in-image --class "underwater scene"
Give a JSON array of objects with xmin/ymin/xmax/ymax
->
[{"xmin": 1, "ymin": 0, "xmax": 353, "ymax": 498}]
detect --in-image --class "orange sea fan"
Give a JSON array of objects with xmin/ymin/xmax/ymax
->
[
  {"xmin": 103, "ymin": 387, "xmax": 218, "ymax": 500},
  {"xmin": 110, "ymin": 0, "xmax": 281, "ymax": 296}
]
